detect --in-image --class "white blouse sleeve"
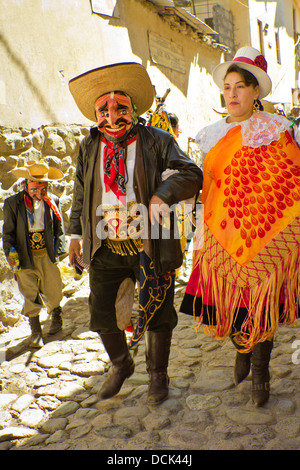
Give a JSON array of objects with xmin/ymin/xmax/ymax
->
[
  {"xmin": 292, "ymin": 124, "xmax": 300, "ymax": 146},
  {"xmin": 195, "ymin": 118, "xmax": 229, "ymax": 155}
]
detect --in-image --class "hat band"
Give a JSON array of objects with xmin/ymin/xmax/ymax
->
[
  {"xmin": 31, "ymin": 174, "xmax": 46, "ymax": 179},
  {"xmin": 233, "ymin": 55, "xmax": 267, "ymax": 73}
]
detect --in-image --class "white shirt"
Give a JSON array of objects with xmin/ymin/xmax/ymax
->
[
  {"xmin": 27, "ymin": 200, "xmax": 45, "ymax": 231},
  {"xmin": 71, "ymin": 139, "xmax": 137, "ymax": 239}
]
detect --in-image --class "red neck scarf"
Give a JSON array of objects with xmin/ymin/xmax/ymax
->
[
  {"xmin": 24, "ymin": 193, "xmax": 62, "ymax": 227},
  {"xmin": 102, "ymin": 134, "xmax": 137, "ymax": 206}
]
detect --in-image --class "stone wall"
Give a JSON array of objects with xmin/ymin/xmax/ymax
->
[{"xmin": 0, "ymin": 124, "xmax": 89, "ymax": 282}]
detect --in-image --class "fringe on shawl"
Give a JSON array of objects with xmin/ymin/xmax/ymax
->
[{"xmin": 192, "ymin": 249, "xmax": 300, "ymax": 353}]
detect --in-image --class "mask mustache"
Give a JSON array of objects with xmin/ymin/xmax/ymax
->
[
  {"xmin": 26, "ymin": 186, "xmax": 48, "ymax": 200},
  {"xmin": 97, "ymin": 117, "xmax": 131, "ymax": 130},
  {"xmin": 33, "ymin": 192, "xmax": 47, "ymax": 199}
]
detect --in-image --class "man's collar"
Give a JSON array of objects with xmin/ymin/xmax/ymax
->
[{"xmin": 90, "ymin": 126, "xmax": 100, "ymax": 139}]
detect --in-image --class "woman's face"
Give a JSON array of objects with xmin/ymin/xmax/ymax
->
[{"xmin": 223, "ymin": 71, "xmax": 260, "ymax": 122}]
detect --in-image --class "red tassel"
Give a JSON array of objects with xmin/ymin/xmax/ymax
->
[
  {"xmin": 125, "ymin": 322, "xmax": 134, "ymax": 334},
  {"xmin": 24, "ymin": 194, "xmax": 33, "ymax": 210},
  {"xmin": 43, "ymin": 196, "xmax": 62, "ymax": 221}
]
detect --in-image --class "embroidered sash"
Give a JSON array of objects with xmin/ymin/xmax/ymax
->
[
  {"xmin": 99, "ymin": 201, "xmax": 145, "ymax": 256},
  {"xmin": 28, "ymin": 230, "xmax": 46, "ymax": 251},
  {"xmin": 129, "ymin": 251, "xmax": 175, "ymax": 349}
]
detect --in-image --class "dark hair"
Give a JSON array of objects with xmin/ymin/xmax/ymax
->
[
  {"xmin": 168, "ymin": 113, "xmax": 179, "ymax": 128},
  {"xmin": 224, "ymin": 64, "xmax": 259, "ymax": 88}
]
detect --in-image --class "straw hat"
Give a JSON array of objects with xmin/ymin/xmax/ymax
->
[
  {"xmin": 213, "ymin": 47, "xmax": 272, "ymax": 99},
  {"xmin": 69, "ymin": 62, "xmax": 155, "ymax": 122},
  {"xmin": 11, "ymin": 160, "xmax": 64, "ymax": 182},
  {"xmin": 261, "ymin": 100, "xmax": 276, "ymax": 114}
]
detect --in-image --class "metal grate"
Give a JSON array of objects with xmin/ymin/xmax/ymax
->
[{"xmin": 187, "ymin": 1, "xmax": 235, "ymax": 56}]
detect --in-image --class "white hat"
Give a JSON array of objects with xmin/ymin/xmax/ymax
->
[{"xmin": 213, "ymin": 46, "xmax": 272, "ymax": 99}]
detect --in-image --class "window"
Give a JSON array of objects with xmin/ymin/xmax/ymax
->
[
  {"xmin": 257, "ymin": 20, "xmax": 265, "ymax": 55},
  {"xmin": 275, "ymin": 32, "xmax": 281, "ymax": 65}
]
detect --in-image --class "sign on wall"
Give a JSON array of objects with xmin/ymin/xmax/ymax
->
[
  {"xmin": 90, "ymin": 0, "xmax": 119, "ymax": 18},
  {"xmin": 148, "ymin": 31, "xmax": 186, "ymax": 74}
]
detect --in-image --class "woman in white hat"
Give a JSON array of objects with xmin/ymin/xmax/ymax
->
[{"xmin": 181, "ymin": 47, "xmax": 300, "ymax": 406}]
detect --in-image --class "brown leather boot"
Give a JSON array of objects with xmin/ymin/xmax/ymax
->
[
  {"xmin": 49, "ymin": 306, "xmax": 63, "ymax": 335},
  {"xmin": 251, "ymin": 339, "xmax": 273, "ymax": 407},
  {"xmin": 98, "ymin": 332, "xmax": 134, "ymax": 400},
  {"xmin": 28, "ymin": 316, "xmax": 44, "ymax": 348},
  {"xmin": 234, "ymin": 350, "xmax": 252, "ymax": 385},
  {"xmin": 231, "ymin": 336, "xmax": 252, "ymax": 385},
  {"xmin": 145, "ymin": 330, "xmax": 172, "ymax": 405}
]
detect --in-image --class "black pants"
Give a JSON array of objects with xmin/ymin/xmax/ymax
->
[{"xmin": 89, "ymin": 245, "xmax": 178, "ymax": 334}]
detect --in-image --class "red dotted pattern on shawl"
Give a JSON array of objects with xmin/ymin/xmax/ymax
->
[{"xmin": 215, "ymin": 131, "xmax": 300, "ymax": 262}]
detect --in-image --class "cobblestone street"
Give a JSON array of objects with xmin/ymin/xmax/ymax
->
[{"xmin": 0, "ymin": 269, "xmax": 300, "ymax": 452}]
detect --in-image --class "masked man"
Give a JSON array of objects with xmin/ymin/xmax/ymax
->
[
  {"xmin": 68, "ymin": 62, "xmax": 203, "ymax": 405},
  {"xmin": 3, "ymin": 161, "xmax": 66, "ymax": 348}
]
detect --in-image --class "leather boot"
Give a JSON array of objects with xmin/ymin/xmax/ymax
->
[
  {"xmin": 145, "ymin": 330, "xmax": 172, "ymax": 405},
  {"xmin": 231, "ymin": 337, "xmax": 252, "ymax": 385},
  {"xmin": 29, "ymin": 316, "xmax": 44, "ymax": 348},
  {"xmin": 98, "ymin": 332, "xmax": 134, "ymax": 400},
  {"xmin": 233, "ymin": 351, "xmax": 252, "ymax": 385},
  {"xmin": 49, "ymin": 306, "xmax": 63, "ymax": 335},
  {"xmin": 251, "ymin": 339, "xmax": 273, "ymax": 407}
]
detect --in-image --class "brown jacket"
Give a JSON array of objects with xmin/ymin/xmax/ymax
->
[
  {"xmin": 3, "ymin": 191, "xmax": 66, "ymax": 269},
  {"xmin": 67, "ymin": 123, "xmax": 203, "ymax": 275}
]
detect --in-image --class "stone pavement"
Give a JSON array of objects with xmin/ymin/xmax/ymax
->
[{"xmin": 0, "ymin": 270, "xmax": 300, "ymax": 451}]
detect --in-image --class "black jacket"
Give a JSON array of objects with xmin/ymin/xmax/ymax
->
[
  {"xmin": 68, "ymin": 124, "xmax": 203, "ymax": 275},
  {"xmin": 3, "ymin": 191, "xmax": 66, "ymax": 269}
]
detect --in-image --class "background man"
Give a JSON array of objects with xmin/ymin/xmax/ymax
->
[{"xmin": 3, "ymin": 160, "xmax": 66, "ymax": 348}]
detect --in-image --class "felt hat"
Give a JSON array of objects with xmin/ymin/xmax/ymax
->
[
  {"xmin": 11, "ymin": 160, "xmax": 64, "ymax": 182},
  {"xmin": 69, "ymin": 62, "xmax": 155, "ymax": 122},
  {"xmin": 212, "ymin": 107, "xmax": 228, "ymax": 116},
  {"xmin": 213, "ymin": 46, "xmax": 272, "ymax": 99}
]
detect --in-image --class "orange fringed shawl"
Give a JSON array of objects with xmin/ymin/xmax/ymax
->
[{"xmin": 190, "ymin": 125, "xmax": 300, "ymax": 351}]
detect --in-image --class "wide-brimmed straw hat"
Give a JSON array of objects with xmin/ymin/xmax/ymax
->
[
  {"xmin": 11, "ymin": 160, "xmax": 64, "ymax": 182},
  {"xmin": 69, "ymin": 62, "xmax": 155, "ymax": 122},
  {"xmin": 213, "ymin": 46, "xmax": 272, "ymax": 99},
  {"xmin": 261, "ymin": 100, "xmax": 276, "ymax": 114}
]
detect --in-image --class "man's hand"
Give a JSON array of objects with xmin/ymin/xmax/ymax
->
[
  {"xmin": 149, "ymin": 195, "xmax": 172, "ymax": 226},
  {"xmin": 6, "ymin": 257, "xmax": 16, "ymax": 268},
  {"xmin": 69, "ymin": 238, "xmax": 83, "ymax": 266}
]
